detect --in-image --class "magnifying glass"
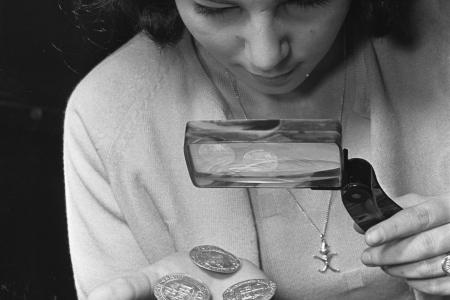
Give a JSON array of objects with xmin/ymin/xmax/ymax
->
[{"xmin": 184, "ymin": 119, "xmax": 402, "ymax": 232}]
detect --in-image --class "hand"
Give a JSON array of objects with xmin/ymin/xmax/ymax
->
[
  {"xmin": 358, "ymin": 193, "xmax": 450, "ymax": 295},
  {"xmin": 88, "ymin": 251, "xmax": 269, "ymax": 300}
]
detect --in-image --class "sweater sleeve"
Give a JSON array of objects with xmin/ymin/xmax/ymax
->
[{"xmin": 63, "ymin": 105, "xmax": 150, "ymax": 299}]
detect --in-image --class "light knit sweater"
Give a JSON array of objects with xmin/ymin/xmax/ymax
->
[{"xmin": 64, "ymin": 2, "xmax": 450, "ymax": 299}]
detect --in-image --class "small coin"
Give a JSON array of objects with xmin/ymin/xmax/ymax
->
[
  {"xmin": 222, "ymin": 279, "xmax": 277, "ymax": 300},
  {"xmin": 190, "ymin": 245, "xmax": 241, "ymax": 274},
  {"xmin": 153, "ymin": 273, "xmax": 210, "ymax": 300}
]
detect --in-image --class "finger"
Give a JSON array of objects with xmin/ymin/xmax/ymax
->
[
  {"xmin": 382, "ymin": 255, "xmax": 447, "ymax": 279},
  {"xmin": 365, "ymin": 194, "xmax": 450, "ymax": 246},
  {"xmin": 361, "ymin": 223, "xmax": 450, "ymax": 266},
  {"xmin": 406, "ymin": 277, "xmax": 450, "ymax": 296},
  {"xmin": 88, "ymin": 272, "xmax": 153, "ymax": 300}
]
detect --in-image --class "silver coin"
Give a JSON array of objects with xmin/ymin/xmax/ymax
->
[
  {"xmin": 222, "ymin": 279, "xmax": 277, "ymax": 300},
  {"xmin": 190, "ymin": 245, "xmax": 241, "ymax": 274},
  {"xmin": 153, "ymin": 273, "xmax": 210, "ymax": 300}
]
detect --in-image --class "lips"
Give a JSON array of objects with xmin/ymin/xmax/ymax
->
[
  {"xmin": 251, "ymin": 68, "xmax": 295, "ymax": 79},
  {"xmin": 248, "ymin": 65, "xmax": 298, "ymax": 86}
]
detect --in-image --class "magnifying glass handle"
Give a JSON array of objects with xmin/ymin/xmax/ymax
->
[{"xmin": 341, "ymin": 152, "xmax": 403, "ymax": 232}]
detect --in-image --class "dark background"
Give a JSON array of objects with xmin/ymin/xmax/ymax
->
[{"xmin": 0, "ymin": 1, "xmax": 133, "ymax": 299}]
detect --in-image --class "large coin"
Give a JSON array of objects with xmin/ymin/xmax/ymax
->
[
  {"xmin": 222, "ymin": 279, "xmax": 277, "ymax": 300},
  {"xmin": 190, "ymin": 245, "xmax": 241, "ymax": 274},
  {"xmin": 153, "ymin": 273, "xmax": 210, "ymax": 300}
]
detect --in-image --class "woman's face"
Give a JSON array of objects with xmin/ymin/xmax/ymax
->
[{"xmin": 175, "ymin": 0, "xmax": 351, "ymax": 95}]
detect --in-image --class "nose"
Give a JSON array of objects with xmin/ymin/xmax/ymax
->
[{"xmin": 242, "ymin": 16, "xmax": 289, "ymax": 73}]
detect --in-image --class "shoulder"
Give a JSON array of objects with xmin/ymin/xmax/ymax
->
[{"xmin": 64, "ymin": 32, "xmax": 194, "ymax": 150}]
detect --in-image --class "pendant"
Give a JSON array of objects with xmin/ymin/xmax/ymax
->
[{"xmin": 313, "ymin": 237, "xmax": 340, "ymax": 273}]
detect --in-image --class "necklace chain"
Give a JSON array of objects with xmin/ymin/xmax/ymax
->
[
  {"xmin": 229, "ymin": 72, "xmax": 249, "ymax": 119},
  {"xmin": 287, "ymin": 189, "xmax": 333, "ymax": 238}
]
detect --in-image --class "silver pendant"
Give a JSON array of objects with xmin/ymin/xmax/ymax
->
[{"xmin": 313, "ymin": 238, "xmax": 340, "ymax": 273}]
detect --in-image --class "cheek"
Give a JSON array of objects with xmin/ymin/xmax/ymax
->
[
  {"xmin": 176, "ymin": 7, "xmax": 239, "ymax": 65},
  {"xmin": 191, "ymin": 29, "xmax": 241, "ymax": 66},
  {"xmin": 289, "ymin": 10, "xmax": 348, "ymax": 62},
  {"xmin": 296, "ymin": 28, "xmax": 338, "ymax": 58}
]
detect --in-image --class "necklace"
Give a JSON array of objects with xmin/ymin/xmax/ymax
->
[{"xmin": 288, "ymin": 189, "xmax": 340, "ymax": 273}]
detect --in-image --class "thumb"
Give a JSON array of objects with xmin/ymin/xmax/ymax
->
[{"xmin": 88, "ymin": 271, "xmax": 154, "ymax": 300}]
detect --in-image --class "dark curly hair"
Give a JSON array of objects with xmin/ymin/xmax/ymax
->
[{"xmin": 81, "ymin": 0, "xmax": 411, "ymax": 48}]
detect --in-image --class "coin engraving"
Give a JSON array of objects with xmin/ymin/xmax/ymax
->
[
  {"xmin": 154, "ymin": 273, "xmax": 210, "ymax": 300},
  {"xmin": 223, "ymin": 279, "xmax": 277, "ymax": 300},
  {"xmin": 190, "ymin": 245, "xmax": 241, "ymax": 274}
]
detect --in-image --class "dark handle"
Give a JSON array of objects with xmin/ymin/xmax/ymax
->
[{"xmin": 341, "ymin": 157, "xmax": 403, "ymax": 232}]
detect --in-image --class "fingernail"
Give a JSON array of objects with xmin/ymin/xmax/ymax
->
[
  {"xmin": 361, "ymin": 251, "xmax": 372, "ymax": 265},
  {"xmin": 366, "ymin": 228, "xmax": 381, "ymax": 245}
]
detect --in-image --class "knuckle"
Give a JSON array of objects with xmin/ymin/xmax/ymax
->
[
  {"xmin": 410, "ymin": 205, "xmax": 432, "ymax": 231},
  {"xmin": 389, "ymin": 219, "xmax": 401, "ymax": 237}
]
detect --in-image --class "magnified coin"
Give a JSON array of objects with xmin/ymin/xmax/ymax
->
[
  {"xmin": 190, "ymin": 245, "xmax": 241, "ymax": 274},
  {"xmin": 153, "ymin": 273, "xmax": 210, "ymax": 300},
  {"xmin": 242, "ymin": 149, "xmax": 278, "ymax": 171},
  {"xmin": 223, "ymin": 279, "xmax": 277, "ymax": 300},
  {"xmin": 198, "ymin": 144, "xmax": 236, "ymax": 164}
]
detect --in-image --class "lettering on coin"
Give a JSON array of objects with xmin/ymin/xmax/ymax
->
[
  {"xmin": 154, "ymin": 273, "xmax": 210, "ymax": 300},
  {"xmin": 223, "ymin": 279, "xmax": 277, "ymax": 300}
]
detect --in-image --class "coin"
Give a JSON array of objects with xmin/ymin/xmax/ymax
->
[
  {"xmin": 198, "ymin": 144, "xmax": 236, "ymax": 165},
  {"xmin": 242, "ymin": 149, "xmax": 278, "ymax": 171},
  {"xmin": 153, "ymin": 273, "xmax": 210, "ymax": 300},
  {"xmin": 222, "ymin": 279, "xmax": 277, "ymax": 300},
  {"xmin": 190, "ymin": 245, "xmax": 241, "ymax": 274}
]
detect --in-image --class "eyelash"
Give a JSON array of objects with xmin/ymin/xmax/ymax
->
[
  {"xmin": 194, "ymin": 0, "xmax": 331, "ymax": 16},
  {"xmin": 194, "ymin": 4, "xmax": 234, "ymax": 16}
]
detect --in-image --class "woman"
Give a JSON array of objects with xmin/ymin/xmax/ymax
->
[{"xmin": 64, "ymin": 0, "xmax": 450, "ymax": 299}]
